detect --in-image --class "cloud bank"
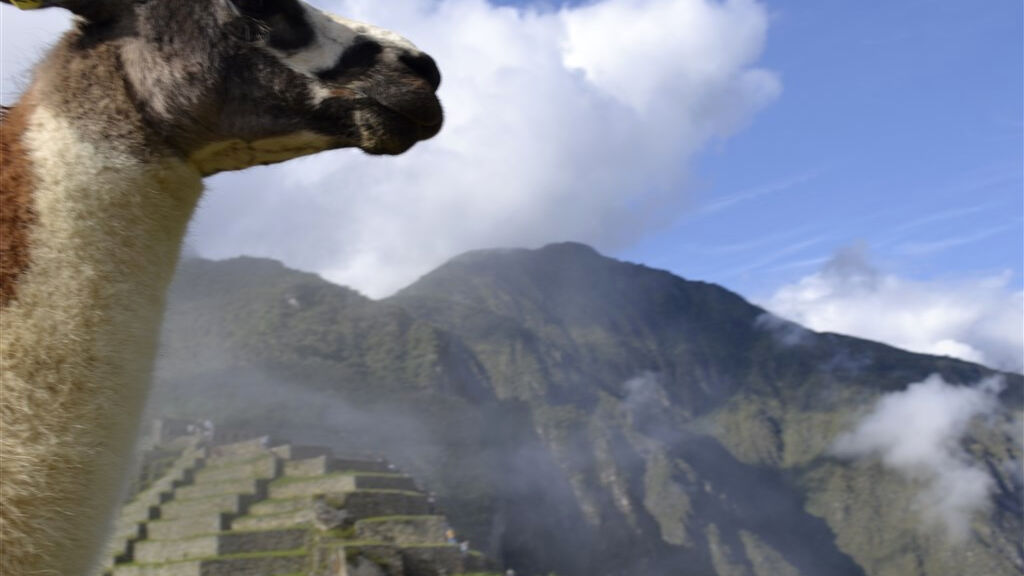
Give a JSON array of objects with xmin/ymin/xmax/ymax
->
[
  {"xmin": 190, "ymin": 0, "xmax": 779, "ymax": 296},
  {"xmin": 832, "ymin": 374, "xmax": 1006, "ymax": 541},
  {"xmin": 1, "ymin": 1, "xmax": 777, "ymax": 297},
  {"xmin": 765, "ymin": 247, "xmax": 1024, "ymax": 373}
]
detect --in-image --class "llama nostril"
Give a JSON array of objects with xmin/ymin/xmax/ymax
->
[{"xmin": 399, "ymin": 52, "xmax": 441, "ymax": 92}]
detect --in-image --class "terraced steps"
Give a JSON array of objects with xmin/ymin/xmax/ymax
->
[
  {"xmin": 112, "ymin": 520, "xmax": 146, "ymax": 541},
  {"xmin": 269, "ymin": 472, "xmax": 418, "ymax": 498},
  {"xmin": 146, "ymin": 512, "xmax": 234, "ymax": 540},
  {"xmin": 159, "ymin": 493, "xmax": 254, "ymax": 521},
  {"xmin": 354, "ymin": 516, "xmax": 448, "ymax": 545},
  {"xmin": 133, "ymin": 529, "xmax": 310, "ymax": 564},
  {"xmin": 175, "ymin": 477, "xmax": 268, "ymax": 501},
  {"xmin": 102, "ymin": 441, "xmax": 207, "ymax": 572},
  {"xmin": 248, "ymin": 490, "xmax": 429, "ymax": 519},
  {"xmin": 112, "ymin": 548, "xmax": 308, "ymax": 576},
  {"xmin": 103, "ymin": 426, "xmax": 495, "ymax": 575},
  {"xmin": 284, "ymin": 455, "xmax": 390, "ymax": 477},
  {"xmin": 208, "ymin": 437, "xmax": 281, "ymax": 462},
  {"xmin": 268, "ymin": 444, "xmax": 329, "ymax": 461},
  {"xmin": 232, "ymin": 508, "xmax": 316, "ymax": 531},
  {"xmin": 194, "ymin": 454, "xmax": 279, "ymax": 484}
]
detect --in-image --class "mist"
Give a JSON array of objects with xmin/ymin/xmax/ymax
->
[
  {"xmin": 831, "ymin": 374, "xmax": 1009, "ymax": 541},
  {"xmin": 122, "ymin": 249, "xmax": 1024, "ymax": 575},
  {"xmin": 144, "ymin": 344, "xmax": 599, "ymax": 575}
]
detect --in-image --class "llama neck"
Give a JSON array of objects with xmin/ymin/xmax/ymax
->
[
  {"xmin": 7, "ymin": 103, "xmax": 203, "ymax": 380},
  {"xmin": 0, "ymin": 101, "xmax": 203, "ymax": 573}
]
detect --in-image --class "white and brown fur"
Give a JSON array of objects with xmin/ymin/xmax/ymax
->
[{"xmin": 0, "ymin": 1, "xmax": 441, "ymax": 573}]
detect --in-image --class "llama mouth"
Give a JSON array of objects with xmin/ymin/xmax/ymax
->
[
  {"xmin": 354, "ymin": 76, "xmax": 443, "ymax": 154},
  {"xmin": 380, "ymin": 98, "xmax": 443, "ymax": 131},
  {"xmin": 331, "ymin": 70, "xmax": 442, "ymax": 124},
  {"xmin": 353, "ymin": 102, "xmax": 443, "ymax": 155},
  {"xmin": 320, "ymin": 74, "xmax": 442, "ymax": 155},
  {"xmin": 365, "ymin": 77, "xmax": 443, "ymax": 129}
]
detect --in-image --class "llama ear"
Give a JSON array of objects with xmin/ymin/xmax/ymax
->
[
  {"xmin": 1, "ymin": 0, "xmax": 48, "ymax": 8},
  {"xmin": 1, "ymin": 0, "xmax": 118, "ymax": 21}
]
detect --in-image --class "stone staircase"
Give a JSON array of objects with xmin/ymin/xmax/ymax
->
[{"xmin": 103, "ymin": 432, "xmax": 495, "ymax": 576}]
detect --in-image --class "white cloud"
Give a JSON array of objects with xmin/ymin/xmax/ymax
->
[
  {"xmin": 754, "ymin": 312, "xmax": 811, "ymax": 347},
  {"xmin": 0, "ymin": 1, "xmax": 778, "ymax": 297},
  {"xmin": 192, "ymin": 0, "xmax": 779, "ymax": 296},
  {"xmin": 764, "ymin": 247, "xmax": 1024, "ymax": 373},
  {"xmin": 623, "ymin": 372, "xmax": 668, "ymax": 413},
  {"xmin": 832, "ymin": 374, "xmax": 1006, "ymax": 541},
  {"xmin": 561, "ymin": 0, "xmax": 774, "ymax": 115}
]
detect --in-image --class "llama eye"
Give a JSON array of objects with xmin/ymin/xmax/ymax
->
[
  {"xmin": 226, "ymin": 16, "xmax": 270, "ymax": 43},
  {"xmin": 230, "ymin": 0, "xmax": 282, "ymax": 17},
  {"xmin": 228, "ymin": 0, "xmax": 313, "ymax": 51}
]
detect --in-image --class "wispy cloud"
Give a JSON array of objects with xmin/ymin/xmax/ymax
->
[
  {"xmin": 894, "ymin": 224, "xmax": 1015, "ymax": 256},
  {"xmin": 765, "ymin": 246, "xmax": 1024, "ymax": 373},
  {"xmin": 676, "ymin": 223, "xmax": 821, "ymax": 256},
  {"xmin": 759, "ymin": 255, "xmax": 831, "ymax": 274},
  {"xmin": 931, "ymin": 166, "xmax": 1020, "ymax": 199},
  {"xmin": 887, "ymin": 201, "xmax": 1001, "ymax": 236},
  {"xmin": 721, "ymin": 234, "xmax": 831, "ymax": 277},
  {"xmin": 832, "ymin": 374, "xmax": 1007, "ymax": 541},
  {"xmin": 692, "ymin": 170, "xmax": 818, "ymax": 217}
]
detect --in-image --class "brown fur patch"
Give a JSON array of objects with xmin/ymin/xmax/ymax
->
[
  {"xmin": 330, "ymin": 87, "xmax": 360, "ymax": 98},
  {"xmin": 0, "ymin": 101, "xmax": 37, "ymax": 308}
]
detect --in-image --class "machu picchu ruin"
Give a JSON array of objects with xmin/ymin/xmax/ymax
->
[{"xmin": 102, "ymin": 420, "xmax": 497, "ymax": 576}]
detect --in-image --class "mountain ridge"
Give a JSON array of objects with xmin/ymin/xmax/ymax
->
[{"xmin": 150, "ymin": 243, "xmax": 1023, "ymax": 576}]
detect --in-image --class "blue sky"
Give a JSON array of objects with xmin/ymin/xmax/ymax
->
[
  {"xmin": 1, "ymin": 0, "xmax": 1020, "ymax": 370},
  {"xmin": 619, "ymin": 0, "xmax": 1023, "ymax": 298}
]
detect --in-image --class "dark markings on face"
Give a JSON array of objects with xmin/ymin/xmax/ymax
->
[
  {"xmin": 316, "ymin": 38, "xmax": 382, "ymax": 82},
  {"xmin": 399, "ymin": 52, "xmax": 441, "ymax": 91},
  {"xmin": 229, "ymin": 0, "xmax": 314, "ymax": 51},
  {"xmin": 19, "ymin": 0, "xmax": 441, "ymax": 168},
  {"xmin": 113, "ymin": 0, "xmax": 324, "ymax": 149}
]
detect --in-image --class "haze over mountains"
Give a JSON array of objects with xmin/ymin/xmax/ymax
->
[{"xmin": 148, "ymin": 243, "xmax": 1023, "ymax": 576}]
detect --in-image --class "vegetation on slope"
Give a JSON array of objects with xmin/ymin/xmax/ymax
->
[{"xmin": 150, "ymin": 245, "xmax": 1023, "ymax": 576}]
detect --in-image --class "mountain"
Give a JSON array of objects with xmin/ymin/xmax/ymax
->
[{"xmin": 149, "ymin": 243, "xmax": 1024, "ymax": 576}]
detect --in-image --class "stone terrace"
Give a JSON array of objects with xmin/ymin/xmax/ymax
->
[{"xmin": 103, "ymin": 428, "xmax": 495, "ymax": 576}]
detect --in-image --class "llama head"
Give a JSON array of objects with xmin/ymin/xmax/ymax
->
[{"xmin": 2, "ymin": 0, "xmax": 443, "ymax": 174}]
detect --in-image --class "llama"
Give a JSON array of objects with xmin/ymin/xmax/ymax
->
[{"xmin": 0, "ymin": 1, "xmax": 442, "ymax": 573}]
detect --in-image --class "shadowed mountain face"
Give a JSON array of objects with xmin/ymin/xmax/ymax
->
[{"xmin": 150, "ymin": 243, "xmax": 1023, "ymax": 576}]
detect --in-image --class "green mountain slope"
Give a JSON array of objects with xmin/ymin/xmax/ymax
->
[{"xmin": 150, "ymin": 244, "xmax": 1023, "ymax": 576}]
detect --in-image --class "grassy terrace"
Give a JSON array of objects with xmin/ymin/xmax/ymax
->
[
  {"xmin": 233, "ymin": 509, "xmax": 311, "ymax": 522},
  {"xmin": 268, "ymin": 471, "xmax": 410, "ymax": 487},
  {"xmin": 249, "ymin": 490, "xmax": 426, "ymax": 507},
  {"xmin": 110, "ymin": 434, "xmax": 494, "ymax": 574},
  {"xmin": 354, "ymin": 515, "xmax": 445, "ymax": 524},
  {"xmin": 129, "ymin": 526, "xmax": 313, "ymax": 542},
  {"xmin": 118, "ymin": 547, "xmax": 308, "ymax": 567},
  {"xmin": 200, "ymin": 453, "xmax": 275, "ymax": 470}
]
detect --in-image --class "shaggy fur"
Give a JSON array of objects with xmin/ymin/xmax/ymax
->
[
  {"xmin": 0, "ymin": 102, "xmax": 38, "ymax": 306},
  {"xmin": 0, "ymin": 1, "xmax": 441, "ymax": 573}
]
